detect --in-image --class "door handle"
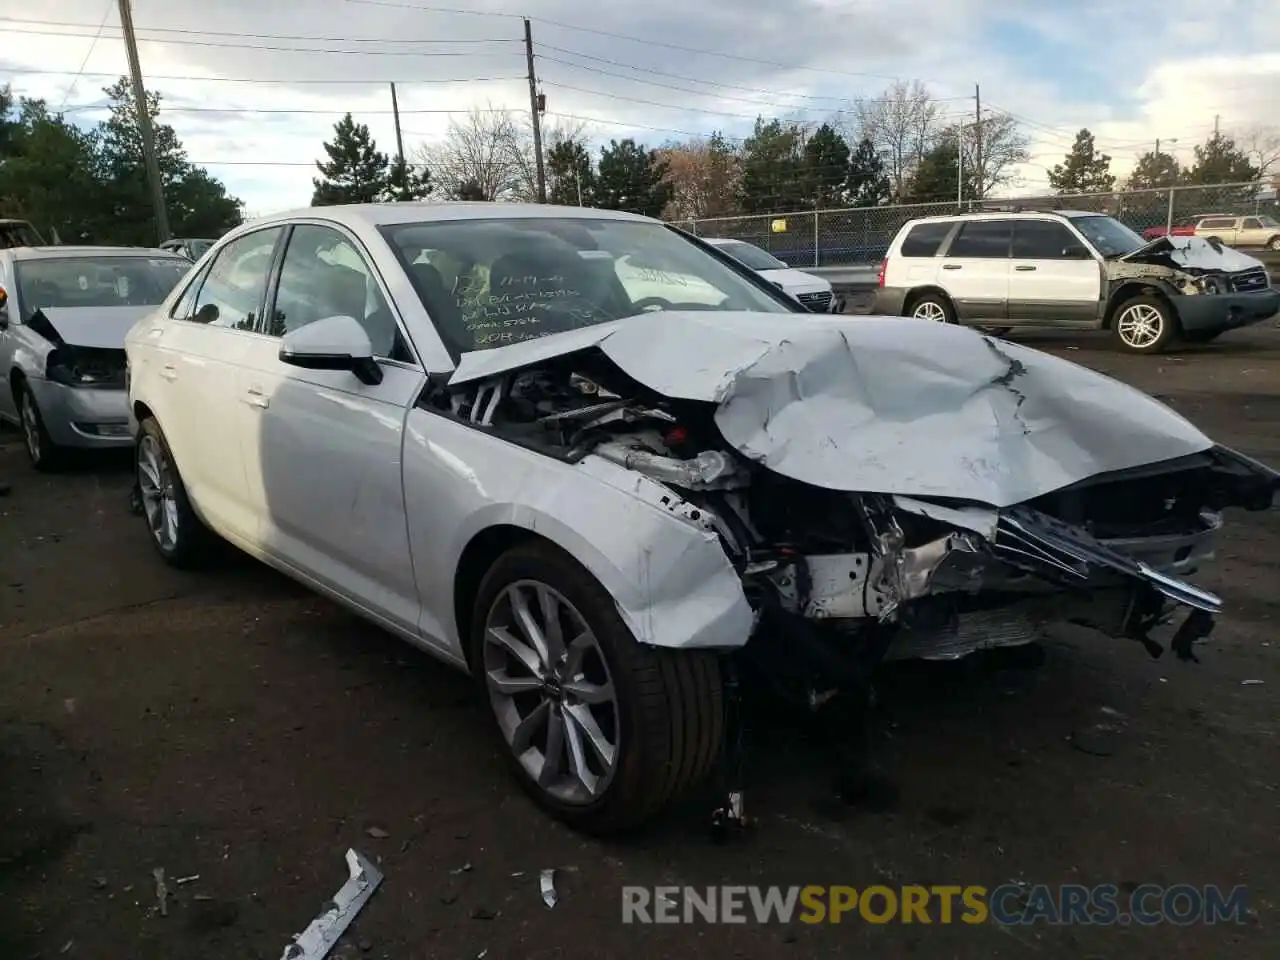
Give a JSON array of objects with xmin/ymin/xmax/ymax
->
[
  {"xmin": 242, "ymin": 387, "xmax": 269, "ymax": 410},
  {"xmin": 159, "ymin": 363, "xmax": 177, "ymax": 382},
  {"xmin": 1015, "ymin": 265, "xmax": 1037, "ymax": 271},
  {"xmin": 941, "ymin": 264, "xmax": 962, "ymax": 270}
]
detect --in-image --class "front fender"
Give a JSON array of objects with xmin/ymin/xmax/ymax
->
[{"xmin": 402, "ymin": 408, "xmax": 754, "ymax": 657}]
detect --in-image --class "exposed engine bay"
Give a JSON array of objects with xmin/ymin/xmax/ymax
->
[{"xmin": 425, "ymin": 344, "xmax": 1280, "ymax": 703}]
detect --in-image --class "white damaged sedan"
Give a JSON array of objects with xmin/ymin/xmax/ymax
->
[{"xmin": 125, "ymin": 203, "xmax": 1279, "ymax": 834}]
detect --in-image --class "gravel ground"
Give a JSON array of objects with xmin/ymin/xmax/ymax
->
[{"xmin": 1, "ymin": 320, "xmax": 1278, "ymax": 960}]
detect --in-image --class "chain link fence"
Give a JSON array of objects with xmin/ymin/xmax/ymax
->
[{"xmin": 670, "ymin": 182, "xmax": 1279, "ymax": 268}]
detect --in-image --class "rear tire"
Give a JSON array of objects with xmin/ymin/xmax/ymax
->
[
  {"xmin": 471, "ymin": 541, "xmax": 725, "ymax": 835},
  {"xmin": 1267, "ymin": 236, "xmax": 1280, "ymax": 251},
  {"xmin": 135, "ymin": 417, "xmax": 217, "ymax": 568},
  {"xmin": 906, "ymin": 292, "xmax": 956, "ymax": 324},
  {"xmin": 1112, "ymin": 294, "xmax": 1179, "ymax": 353}
]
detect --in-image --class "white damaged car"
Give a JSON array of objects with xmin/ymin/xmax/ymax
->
[{"xmin": 124, "ymin": 204, "xmax": 1280, "ymax": 834}]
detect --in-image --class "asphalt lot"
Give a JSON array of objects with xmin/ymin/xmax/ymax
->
[{"xmin": 2, "ymin": 318, "xmax": 1279, "ymax": 959}]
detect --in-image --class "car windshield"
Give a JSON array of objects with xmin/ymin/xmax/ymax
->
[
  {"xmin": 15, "ymin": 256, "xmax": 190, "ymax": 319},
  {"xmin": 380, "ymin": 216, "xmax": 797, "ymax": 354},
  {"xmin": 1070, "ymin": 215, "xmax": 1146, "ymax": 258},
  {"xmin": 712, "ymin": 240, "xmax": 788, "ymax": 271}
]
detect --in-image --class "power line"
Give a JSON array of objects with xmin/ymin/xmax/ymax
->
[
  {"xmin": 0, "ymin": 24, "xmax": 520, "ymax": 56},
  {"xmin": 540, "ymin": 80, "xmax": 775, "ymax": 122},
  {"xmin": 539, "ymin": 45, "xmax": 971, "ymax": 107},
  {"xmin": 0, "ymin": 65, "xmax": 525, "ymax": 85},
  {"xmin": 61, "ymin": 102, "xmax": 518, "ymax": 116},
  {"xmin": 0, "ymin": 16, "xmax": 517, "ymax": 44},
  {"xmin": 56, "ymin": 2, "xmax": 113, "ymax": 113}
]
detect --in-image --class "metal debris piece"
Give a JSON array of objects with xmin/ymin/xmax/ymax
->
[
  {"xmin": 365, "ymin": 826, "xmax": 390, "ymax": 839},
  {"xmin": 539, "ymin": 869, "xmax": 557, "ymax": 909},
  {"xmin": 59, "ymin": 940, "xmax": 73, "ymax": 954},
  {"xmin": 449, "ymin": 862, "xmax": 472, "ymax": 875},
  {"xmin": 175, "ymin": 874, "xmax": 200, "ymax": 885},
  {"xmin": 279, "ymin": 849, "xmax": 383, "ymax": 960},
  {"xmin": 1241, "ymin": 679, "xmax": 1264, "ymax": 685},
  {"xmin": 153, "ymin": 867, "xmax": 169, "ymax": 917}
]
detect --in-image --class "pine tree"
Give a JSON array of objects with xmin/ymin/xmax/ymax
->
[
  {"xmin": 1126, "ymin": 150, "xmax": 1179, "ymax": 189},
  {"xmin": 1182, "ymin": 132, "xmax": 1260, "ymax": 185},
  {"xmin": 546, "ymin": 137, "xmax": 595, "ymax": 205},
  {"xmin": 596, "ymin": 138, "xmax": 671, "ymax": 218},
  {"xmin": 382, "ymin": 157, "xmax": 431, "ymax": 202},
  {"xmin": 1047, "ymin": 129, "xmax": 1115, "ymax": 194},
  {"xmin": 312, "ymin": 113, "xmax": 390, "ymax": 206},
  {"xmin": 845, "ymin": 137, "xmax": 891, "ymax": 207},
  {"xmin": 803, "ymin": 123, "xmax": 850, "ymax": 207}
]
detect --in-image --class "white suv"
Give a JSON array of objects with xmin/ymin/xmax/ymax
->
[{"xmin": 872, "ymin": 211, "xmax": 1278, "ymax": 352}]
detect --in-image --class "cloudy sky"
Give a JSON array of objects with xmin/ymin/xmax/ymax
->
[{"xmin": 2, "ymin": 0, "xmax": 1277, "ymax": 217}]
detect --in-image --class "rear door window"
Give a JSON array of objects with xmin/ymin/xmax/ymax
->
[
  {"xmin": 899, "ymin": 221, "xmax": 952, "ymax": 257},
  {"xmin": 945, "ymin": 220, "xmax": 1013, "ymax": 258}
]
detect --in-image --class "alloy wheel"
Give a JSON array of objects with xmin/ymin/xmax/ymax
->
[
  {"xmin": 137, "ymin": 434, "xmax": 180, "ymax": 551},
  {"xmin": 482, "ymin": 580, "xmax": 619, "ymax": 805},
  {"xmin": 1116, "ymin": 303, "xmax": 1164, "ymax": 349},
  {"xmin": 912, "ymin": 301, "xmax": 947, "ymax": 322},
  {"xmin": 20, "ymin": 391, "xmax": 40, "ymax": 463}
]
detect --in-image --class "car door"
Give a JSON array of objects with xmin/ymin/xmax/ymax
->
[
  {"xmin": 937, "ymin": 219, "xmax": 1012, "ymax": 323},
  {"xmin": 1006, "ymin": 219, "xmax": 1102, "ymax": 325},
  {"xmin": 1237, "ymin": 217, "xmax": 1266, "ymax": 247},
  {"xmin": 141, "ymin": 226, "xmax": 285, "ymax": 543},
  {"xmin": 235, "ymin": 221, "xmax": 426, "ymax": 635}
]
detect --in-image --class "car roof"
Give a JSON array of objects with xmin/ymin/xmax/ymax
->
[
  {"xmin": 245, "ymin": 201, "xmax": 656, "ymax": 231},
  {"xmin": 5, "ymin": 245, "xmax": 185, "ymax": 261},
  {"xmin": 903, "ymin": 210, "xmax": 1108, "ymax": 227}
]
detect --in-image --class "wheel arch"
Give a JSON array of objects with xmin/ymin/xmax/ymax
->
[
  {"xmin": 903, "ymin": 285, "xmax": 954, "ymax": 316},
  {"xmin": 1103, "ymin": 280, "xmax": 1178, "ymax": 329},
  {"xmin": 447, "ymin": 491, "xmax": 754, "ymax": 668}
]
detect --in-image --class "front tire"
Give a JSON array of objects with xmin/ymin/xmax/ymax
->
[
  {"xmin": 471, "ymin": 542, "xmax": 725, "ymax": 835},
  {"xmin": 135, "ymin": 417, "xmax": 216, "ymax": 568},
  {"xmin": 18, "ymin": 382, "xmax": 65, "ymax": 472},
  {"xmin": 1112, "ymin": 295, "xmax": 1179, "ymax": 353}
]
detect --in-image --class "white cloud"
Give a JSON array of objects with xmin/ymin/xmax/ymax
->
[{"xmin": 1, "ymin": 0, "xmax": 1277, "ymax": 216}]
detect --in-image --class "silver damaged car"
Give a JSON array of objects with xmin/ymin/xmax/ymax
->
[{"xmin": 122, "ymin": 204, "xmax": 1280, "ymax": 835}]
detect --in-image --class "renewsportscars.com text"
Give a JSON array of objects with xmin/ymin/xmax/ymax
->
[{"xmin": 621, "ymin": 884, "xmax": 1250, "ymax": 926}]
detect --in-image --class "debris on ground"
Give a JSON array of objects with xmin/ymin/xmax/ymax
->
[
  {"xmin": 1241, "ymin": 679, "xmax": 1264, "ymax": 685},
  {"xmin": 470, "ymin": 906, "xmax": 498, "ymax": 920},
  {"xmin": 540, "ymin": 868, "xmax": 558, "ymax": 909},
  {"xmin": 175, "ymin": 874, "xmax": 200, "ymax": 885},
  {"xmin": 364, "ymin": 825, "xmax": 390, "ymax": 839},
  {"xmin": 153, "ymin": 867, "xmax": 169, "ymax": 917},
  {"xmin": 279, "ymin": 849, "xmax": 383, "ymax": 960},
  {"xmin": 449, "ymin": 862, "xmax": 472, "ymax": 875}
]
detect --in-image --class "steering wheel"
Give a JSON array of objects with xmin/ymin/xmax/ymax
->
[{"xmin": 631, "ymin": 296, "xmax": 674, "ymax": 313}]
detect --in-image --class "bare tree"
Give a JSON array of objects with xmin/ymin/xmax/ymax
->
[
  {"xmin": 655, "ymin": 133, "xmax": 742, "ymax": 221},
  {"xmin": 1236, "ymin": 125, "xmax": 1280, "ymax": 181},
  {"xmin": 507, "ymin": 114, "xmax": 593, "ymax": 202},
  {"xmin": 959, "ymin": 112, "xmax": 1031, "ymax": 198},
  {"xmin": 853, "ymin": 80, "xmax": 939, "ymax": 199},
  {"xmin": 415, "ymin": 104, "xmax": 526, "ymax": 201}
]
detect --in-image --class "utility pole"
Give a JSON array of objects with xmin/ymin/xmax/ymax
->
[
  {"xmin": 117, "ymin": 0, "xmax": 169, "ymax": 243},
  {"xmin": 957, "ymin": 119, "xmax": 965, "ymax": 207},
  {"xmin": 973, "ymin": 83, "xmax": 983, "ymax": 202},
  {"xmin": 1213, "ymin": 114, "xmax": 1220, "ymax": 137},
  {"xmin": 389, "ymin": 82, "xmax": 405, "ymax": 168},
  {"xmin": 523, "ymin": 18, "xmax": 547, "ymax": 203}
]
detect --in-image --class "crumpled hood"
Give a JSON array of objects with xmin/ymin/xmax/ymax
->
[
  {"xmin": 31, "ymin": 305, "xmax": 153, "ymax": 349},
  {"xmin": 1119, "ymin": 235, "xmax": 1264, "ymax": 274},
  {"xmin": 449, "ymin": 312, "xmax": 1213, "ymax": 508}
]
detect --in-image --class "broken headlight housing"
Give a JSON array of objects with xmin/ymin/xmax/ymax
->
[{"xmin": 45, "ymin": 346, "xmax": 128, "ymax": 388}]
